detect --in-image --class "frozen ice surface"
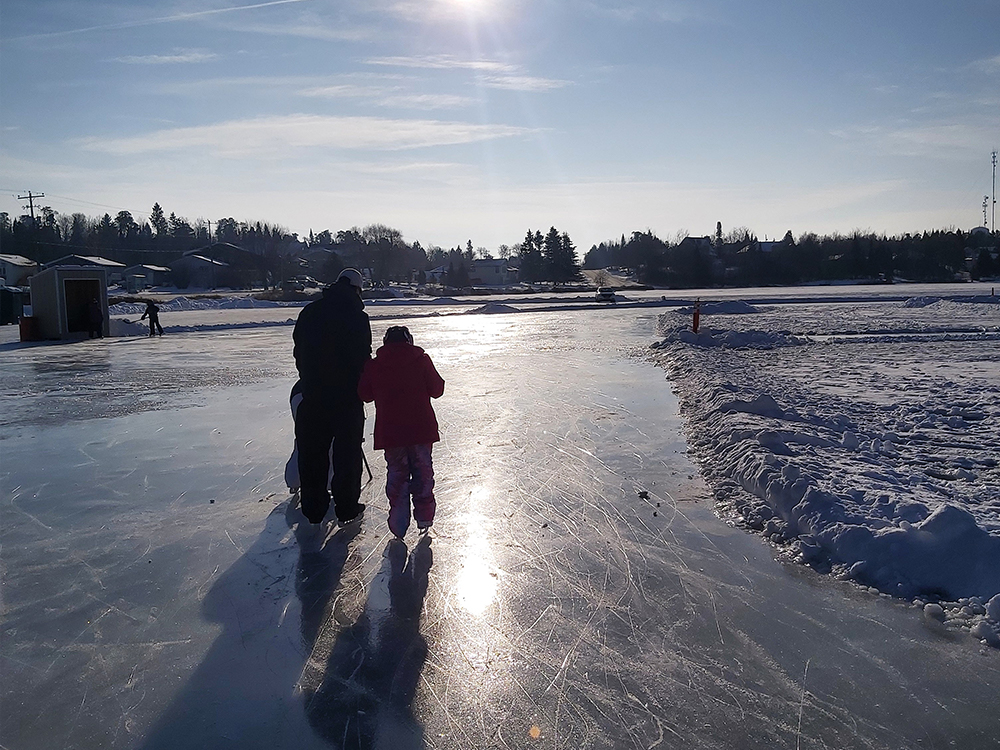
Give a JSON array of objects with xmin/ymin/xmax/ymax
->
[{"xmin": 2, "ymin": 286, "xmax": 1000, "ymax": 749}]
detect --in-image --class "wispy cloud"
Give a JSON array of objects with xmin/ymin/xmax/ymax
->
[
  {"xmin": 10, "ymin": 0, "xmax": 312, "ymax": 41},
  {"xmin": 970, "ymin": 54, "xmax": 1000, "ymax": 74},
  {"xmin": 581, "ymin": 0, "xmax": 707, "ymax": 24},
  {"xmin": 367, "ymin": 55, "xmax": 518, "ymax": 74},
  {"xmin": 829, "ymin": 122, "xmax": 993, "ymax": 157},
  {"xmin": 77, "ymin": 114, "xmax": 535, "ymax": 156},
  {"xmin": 365, "ymin": 55, "xmax": 570, "ymax": 92},
  {"xmin": 479, "ymin": 75, "xmax": 571, "ymax": 92},
  {"xmin": 298, "ymin": 84, "xmax": 472, "ymax": 109},
  {"xmin": 211, "ymin": 18, "xmax": 373, "ymax": 42},
  {"xmin": 377, "ymin": 93, "xmax": 473, "ymax": 109},
  {"xmin": 886, "ymin": 123, "xmax": 995, "ymax": 154},
  {"xmin": 298, "ymin": 84, "xmax": 385, "ymax": 99},
  {"xmin": 156, "ymin": 75, "xmax": 321, "ymax": 95},
  {"xmin": 113, "ymin": 50, "xmax": 218, "ymax": 65}
]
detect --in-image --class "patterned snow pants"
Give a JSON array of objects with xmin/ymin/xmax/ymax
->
[{"xmin": 384, "ymin": 444, "xmax": 436, "ymax": 538}]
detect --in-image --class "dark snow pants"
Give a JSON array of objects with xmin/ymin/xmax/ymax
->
[
  {"xmin": 295, "ymin": 395, "xmax": 365, "ymax": 524},
  {"xmin": 384, "ymin": 444, "xmax": 436, "ymax": 538}
]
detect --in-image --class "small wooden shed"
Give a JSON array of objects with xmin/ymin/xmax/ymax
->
[{"xmin": 28, "ymin": 266, "xmax": 109, "ymax": 340}]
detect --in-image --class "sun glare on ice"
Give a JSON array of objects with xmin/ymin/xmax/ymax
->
[{"xmin": 456, "ymin": 487, "xmax": 500, "ymax": 616}]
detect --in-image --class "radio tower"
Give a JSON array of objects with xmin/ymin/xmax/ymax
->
[{"xmin": 992, "ymin": 150, "xmax": 997, "ymax": 233}]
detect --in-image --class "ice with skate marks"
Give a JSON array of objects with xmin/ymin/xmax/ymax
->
[{"xmin": 444, "ymin": 485, "xmax": 501, "ymax": 618}]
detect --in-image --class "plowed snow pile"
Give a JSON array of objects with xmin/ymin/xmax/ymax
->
[{"xmin": 652, "ymin": 295, "xmax": 1000, "ymax": 645}]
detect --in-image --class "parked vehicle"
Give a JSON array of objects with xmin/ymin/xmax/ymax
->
[{"xmin": 595, "ymin": 287, "xmax": 617, "ymax": 302}]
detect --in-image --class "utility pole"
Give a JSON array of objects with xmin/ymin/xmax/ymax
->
[
  {"xmin": 17, "ymin": 191, "xmax": 44, "ymax": 221},
  {"xmin": 985, "ymin": 196, "xmax": 990, "ymax": 227}
]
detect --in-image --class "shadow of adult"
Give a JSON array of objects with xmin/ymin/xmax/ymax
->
[
  {"xmin": 139, "ymin": 500, "xmax": 362, "ymax": 749},
  {"xmin": 304, "ymin": 535, "xmax": 432, "ymax": 750}
]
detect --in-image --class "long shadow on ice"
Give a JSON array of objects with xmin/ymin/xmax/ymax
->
[
  {"xmin": 304, "ymin": 536, "xmax": 432, "ymax": 750},
  {"xmin": 139, "ymin": 500, "xmax": 362, "ymax": 749}
]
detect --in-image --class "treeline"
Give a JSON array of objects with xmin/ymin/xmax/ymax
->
[
  {"xmin": 585, "ymin": 227, "xmax": 998, "ymax": 286},
  {"xmin": 0, "ymin": 204, "xmax": 291, "ymax": 268},
  {"xmin": 3, "ymin": 202, "xmax": 996, "ymax": 288},
  {"xmin": 0, "ymin": 203, "xmax": 584, "ymax": 287}
]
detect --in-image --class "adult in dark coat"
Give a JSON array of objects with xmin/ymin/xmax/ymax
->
[
  {"xmin": 140, "ymin": 300, "xmax": 163, "ymax": 336},
  {"xmin": 293, "ymin": 269, "xmax": 372, "ymax": 525},
  {"xmin": 87, "ymin": 298, "xmax": 104, "ymax": 338}
]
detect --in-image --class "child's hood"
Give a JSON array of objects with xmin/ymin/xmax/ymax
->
[{"xmin": 374, "ymin": 341, "xmax": 426, "ymax": 361}]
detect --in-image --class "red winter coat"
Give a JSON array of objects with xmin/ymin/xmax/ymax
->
[{"xmin": 357, "ymin": 342, "xmax": 445, "ymax": 450}]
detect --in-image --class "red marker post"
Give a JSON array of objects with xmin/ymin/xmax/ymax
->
[{"xmin": 692, "ymin": 298, "xmax": 701, "ymax": 333}]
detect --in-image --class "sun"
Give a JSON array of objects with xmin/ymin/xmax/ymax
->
[{"xmin": 439, "ymin": 0, "xmax": 497, "ymax": 14}]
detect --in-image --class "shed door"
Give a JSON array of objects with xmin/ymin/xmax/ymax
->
[{"xmin": 64, "ymin": 279, "xmax": 100, "ymax": 333}]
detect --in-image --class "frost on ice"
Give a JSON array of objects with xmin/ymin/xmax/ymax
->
[{"xmin": 651, "ymin": 295, "xmax": 1000, "ymax": 644}]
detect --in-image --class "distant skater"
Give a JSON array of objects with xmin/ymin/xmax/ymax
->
[
  {"xmin": 293, "ymin": 269, "xmax": 371, "ymax": 526},
  {"xmin": 87, "ymin": 298, "xmax": 104, "ymax": 338},
  {"xmin": 140, "ymin": 300, "xmax": 164, "ymax": 336},
  {"xmin": 358, "ymin": 325, "xmax": 445, "ymax": 538}
]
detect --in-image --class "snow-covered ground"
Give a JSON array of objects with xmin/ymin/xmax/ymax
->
[{"xmin": 651, "ymin": 291, "xmax": 1000, "ymax": 644}]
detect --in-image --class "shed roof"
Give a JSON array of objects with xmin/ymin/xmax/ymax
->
[
  {"xmin": 124, "ymin": 264, "xmax": 172, "ymax": 273},
  {"xmin": 45, "ymin": 254, "xmax": 126, "ymax": 268},
  {"xmin": 0, "ymin": 253, "xmax": 37, "ymax": 267}
]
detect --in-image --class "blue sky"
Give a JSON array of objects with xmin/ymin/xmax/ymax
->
[{"xmin": 1, "ymin": 0, "xmax": 998, "ymax": 251}]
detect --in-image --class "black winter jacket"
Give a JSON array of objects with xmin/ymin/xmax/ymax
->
[{"xmin": 292, "ymin": 281, "xmax": 372, "ymax": 402}]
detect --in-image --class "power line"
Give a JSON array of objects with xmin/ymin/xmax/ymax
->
[
  {"xmin": 17, "ymin": 191, "xmax": 44, "ymax": 220},
  {"xmin": 42, "ymin": 192, "xmax": 151, "ymax": 220},
  {"xmin": 6, "ymin": 190, "xmax": 152, "ymax": 221}
]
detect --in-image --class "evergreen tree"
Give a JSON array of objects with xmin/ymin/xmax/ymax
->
[
  {"xmin": 973, "ymin": 247, "xmax": 995, "ymax": 279},
  {"xmin": 518, "ymin": 228, "xmax": 545, "ymax": 282},
  {"xmin": 150, "ymin": 203, "xmax": 168, "ymax": 236},
  {"xmin": 542, "ymin": 227, "xmax": 581, "ymax": 281}
]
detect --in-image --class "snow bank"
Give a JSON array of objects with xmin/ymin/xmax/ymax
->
[
  {"xmin": 675, "ymin": 300, "xmax": 762, "ymax": 315},
  {"xmin": 903, "ymin": 296, "xmax": 941, "ymax": 308},
  {"xmin": 652, "ymin": 325, "xmax": 808, "ymax": 349},
  {"xmin": 109, "ymin": 295, "xmax": 297, "ymax": 316},
  {"xmin": 109, "ymin": 319, "xmax": 150, "ymax": 337},
  {"xmin": 651, "ymin": 299, "xmax": 1000, "ymax": 645},
  {"xmin": 904, "ymin": 294, "xmax": 1000, "ymax": 309},
  {"xmin": 467, "ymin": 302, "xmax": 519, "ymax": 315}
]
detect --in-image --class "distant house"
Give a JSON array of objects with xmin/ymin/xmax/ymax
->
[
  {"xmin": 184, "ymin": 242, "xmax": 258, "ymax": 267},
  {"xmin": 182, "ymin": 242, "xmax": 266, "ymax": 288},
  {"xmin": 0, "ymin": 253, "xmax": 38, "ymax": 286},
  {"xmin": 469, "ymin": 258, "xmax": 517, "ymax": 286},
  {"xmin": 296, "ymin": 246, "xmax": 344, "ymax": 280},
  {"xmin": 677, "ymin": 236, "xmax": 714, "ymax": 252},
  {"xmin": 123, "ymin": 264, "xmax": 172, "ymax": 291},
  {"xmin": 44, "ymin": 254, "xmax": 127, "ymax": 284},
  {"xmin": 0, "ymin": 286, "xmax": 27, "ymax": 325},
  {"xmin": 425, "ymin": 266, "xmax": 447, "ymax": 284},
  {"xmin": 169, "ymin": 254, "xmax": 231, "ymax": 289}
]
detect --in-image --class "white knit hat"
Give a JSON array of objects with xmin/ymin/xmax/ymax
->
[{"xmin": 337, "ymin": 268, "xmax": 364, "ymax": 289}]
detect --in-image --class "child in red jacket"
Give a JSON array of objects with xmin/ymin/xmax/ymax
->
[{"xmin": 358, "ymin": 326, "xmax": 445, "ymax": 538}]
